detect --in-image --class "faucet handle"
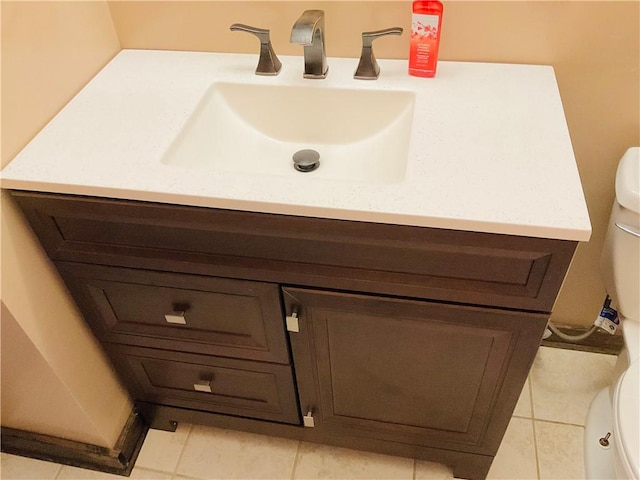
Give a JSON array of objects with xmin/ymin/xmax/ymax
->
[
  {"xmin": 230, "ymin": 23, "xmax": 282, "ymax": 76},
  {"xmin": 354, "ymin": 27, "xmax": 403, "ymax": 80}
]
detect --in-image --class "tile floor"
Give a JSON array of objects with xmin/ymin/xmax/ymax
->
[{"xmin": 1, "ymin": 346, "xmax": 617, "ymax": 480}]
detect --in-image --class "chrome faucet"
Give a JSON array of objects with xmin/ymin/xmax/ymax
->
[{"xmin": 290, "ymin": 10, "xmax": 328, "ymax": 79}]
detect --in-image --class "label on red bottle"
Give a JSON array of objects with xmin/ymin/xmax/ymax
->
[{"xmin": 410, "ymin": 13, "xmax": 440, "ymax": 76}]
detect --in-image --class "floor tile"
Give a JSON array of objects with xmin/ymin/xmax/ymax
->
[
  {"xmin": 136, "ymin": 423, "xmax": 192, "ymax": 473},
  {"xmin": 176, "ymin": 425, "xmax": 298, "ymax": 479},
  {"xmin": 530, "ymin": 346, "xmax": 616, "ymax": 425},
  {"xmin": 487, "ymin": 417, "xmax": 538, "ymax": 479},
  {"xmin": 0, "ymin": 453, "xmax": 61, "ymax": 480},
  {"xmin": 293, "ymin": 442, "xmax": 414, "ymax": 479},
  {"xmin": 130, "ymin": 469, "xmax": 173, "ymax": 480},
  {"xmin": 56, "ymin": 466, "xmax": 171, "ymax": 479},
  {"xmin": 535, "ymin": 420, "xmax": 585, "ymax": 479},
  {"xmin": 414, "ymin": 459, "xmax": 453, "ymax": 479},
  {"xmin": 513, "ymin": 378, "xmax": 533, "ymax": 418}
]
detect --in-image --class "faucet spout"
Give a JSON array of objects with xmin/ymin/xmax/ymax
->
[{"xmin": 290, "ymin": 10, "xmax": 328, "ymax": 79}]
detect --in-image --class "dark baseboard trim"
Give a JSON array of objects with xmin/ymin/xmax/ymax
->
[
  {"xmin": 1, "ymin": 409, "xmax": 147, "ymax": 477},
  {"xmin": 541, "ymin": 324, "xmax": 624, "ymax": 355}
]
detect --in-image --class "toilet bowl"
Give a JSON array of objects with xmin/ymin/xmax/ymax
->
[
  {"xmin": 613, "ymin": 357, "xmax": 639, "ymax": 479},
  {"xmin": 584, "ymin": 147, "xmax": 640, "ymax": 480}
]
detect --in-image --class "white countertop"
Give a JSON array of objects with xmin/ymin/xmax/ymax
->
[{"xmin": 1, "ymin": 49, "xmax": 591, "ymax": 241}]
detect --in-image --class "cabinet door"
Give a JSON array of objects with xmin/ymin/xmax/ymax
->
[{"xmin": 283, "ymin": 287, "xmax": 546, "ymax": 456}]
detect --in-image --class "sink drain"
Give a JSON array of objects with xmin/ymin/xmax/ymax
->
[{"xmin": 293, "ymin": 149, "xmax": 320, "ymax": 172}]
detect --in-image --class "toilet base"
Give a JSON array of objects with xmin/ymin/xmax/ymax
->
[{"xmin": 585, "ymin": 386, "xmax": 617, "ymax": 479}]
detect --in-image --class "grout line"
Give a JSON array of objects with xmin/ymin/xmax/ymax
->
[
  {"xmin": 172, "ymin": 422, "xmax": 195, "ymax": 478},
  {"xmin": 289, "ymin": 440, "xmax": 302, "ymax": 480},
  {"xmin": 528, "ymin": 372, "xmax": 537, "ymax": 420},
  {"xmin": 169, "ymin": 472, "xmax": 206, "ymax": 480},
  {"xmin": 53, "ymin": 462, "xmax": 64, "ymax": 479},
  {"xmin": 170, "ymin": 473, "xmax": 206, "ymax": 480},
  {"xmin": 412, "ymin": 458, "xmax": 417, "ymax": 480},
  {"xmin": 531, "ymin": 416, "xmax": 542, "ymax": 480},
  {"xmin": 512, "ymin": 414, "xmax": 534, "ymax": 420},
  {"xmin": 135, "ymin": 465, "xmax": 178, "ymax": 477},
  {"xmin": 532, "ymin": 418, "xmax": 587, "ymax": 428},
  {"xmin": 527, "ymin": 372, "xmax": 542, "ymax": 480}
]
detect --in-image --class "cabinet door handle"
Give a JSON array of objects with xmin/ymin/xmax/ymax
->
[
  {"xmin": 286, "ymin": 310, "xmax": 299, "ymax": 332},
  {"xmin": 165, "ymin": 311, "xmax": 186, "ymax": 325},
  {"xmin": 193, "ymin": 378, "xmax": 213, "ymax": 393},
  {"xmin": 303, "ymin": 409, "xmax": 315, "ymax": 428}
]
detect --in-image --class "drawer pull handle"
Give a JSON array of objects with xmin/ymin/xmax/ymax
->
[
  {"xmin": 165, "ymin": 311, "xmax": 186, "ymax": 325},
  {"xmin": 193, "ymin": 379, "xmax": 213, "ymax": 393}
]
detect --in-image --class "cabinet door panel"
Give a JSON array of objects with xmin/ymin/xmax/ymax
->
[
  {"xmin": 284, "ymin": 287, "xmax": 546, "ymax": 455},
  {"xmin": 319, "ymin": 311, "xmax": 508, "ymax": 432},
  {"xmin": 57, "ymin": 262, "xmax": 290, "ymax": 364}
]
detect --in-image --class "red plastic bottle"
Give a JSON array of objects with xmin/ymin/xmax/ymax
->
[{"xmin": 409, "ymin": 0, "xmax": 444, "ymax": 77}]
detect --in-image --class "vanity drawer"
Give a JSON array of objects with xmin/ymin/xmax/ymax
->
[
  {"xmin": 14, "ymin": 192, "xmax": 577, "ymax": 312},
  {"xmin": 56, "ymin": 262, "xmax": 290, "ymax": 364},
  {"xmin": 106, "ymin": 344, "xmax": 300, "ymax": 425}
]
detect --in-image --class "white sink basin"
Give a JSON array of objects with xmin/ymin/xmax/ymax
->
[{"xmin": 161, "ymin": 82, "xmax": 416, "ymax": 184}]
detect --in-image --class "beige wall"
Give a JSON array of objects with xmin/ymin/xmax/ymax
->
[
  {"xmin": 1, "ymin": 1, "xmax": 123, "ymax": 167},
  {"xmin": 1, "ymin": 302, "xmax": 124, "ymax": 446},
  {"xmin": 1, "ymin": 1, "xmax": 131, "ymax": 448},
  {"xmin": 109, "ymin": 0, "xmax": 640, "ymax": 327}
]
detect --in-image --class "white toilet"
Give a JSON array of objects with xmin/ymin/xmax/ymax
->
[{"xmin": 585, "ymin": 147, "xmax": 640, "ymax": 480}]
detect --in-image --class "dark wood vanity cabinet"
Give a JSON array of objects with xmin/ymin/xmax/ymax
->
[{"xmin": 11, "ymin": 191, "xmax": 578, "ymax": 479}]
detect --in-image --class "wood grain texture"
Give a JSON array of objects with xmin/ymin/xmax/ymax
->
[
  {"xmin": 106, "ymin": 345, "xmax": 300, "ymax": 425},
  {"xmin": 12, "ymin": 191, "xmax": 577, "ymax": 312},
  {"xmin": 56, "ymin": 262, "xmax": 290, "ymax": 364},
  {"xmin": 9, "ymin": 191, "xmax": 576, "ymax": 480},
  {"xmin": 283, "ymin": 287, "xmax": 548, "ymax": 457}
]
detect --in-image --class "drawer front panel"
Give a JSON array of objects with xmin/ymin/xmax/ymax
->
[
  {"xmin": 107, "ymin": 345, "xmax": 300, "ymax": 425},
  {"xmin": 56, "ymin": 262, "xmax": 290, "ymax": 364},
  {"xmin": 14, "ymin": 192, "xmax": 577, "ymax": 312}
]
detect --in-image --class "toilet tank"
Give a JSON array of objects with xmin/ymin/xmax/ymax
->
[{"xmin": 601, "ymin": 147, "xmax": 640, "ymax": 321}]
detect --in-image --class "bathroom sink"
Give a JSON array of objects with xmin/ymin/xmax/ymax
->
[{"xmin": 161, "ymin": 82, "xmax": 416, "ymax": 183}]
